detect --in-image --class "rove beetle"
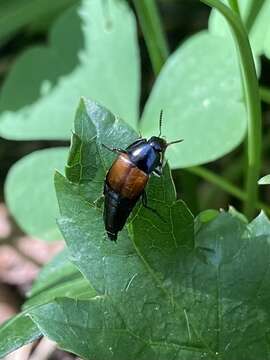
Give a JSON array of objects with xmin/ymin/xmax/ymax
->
[{"xmin": 102, "ymin": 111, "xmax": 183, "ymax": 241}]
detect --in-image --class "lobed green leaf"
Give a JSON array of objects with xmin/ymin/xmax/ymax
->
[
  {"xmin": 26, "ymin": 98, "xmax": 270, "ymax": 360},
  {"xmin": 2, "ymin": 99, "xmax": 268, "ymax": 359}
]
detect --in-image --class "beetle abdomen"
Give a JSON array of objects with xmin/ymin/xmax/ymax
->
[
  {"xmin": 103, "ymin": 154, "xmax": 149, "ymax": 240},
  {"xmin": 106, "ymin": 154, "xmax": 148, "ymax": 199},
  {"xmin": 103, "ymin": 183, "xmax": 136, "ymax": 241}
]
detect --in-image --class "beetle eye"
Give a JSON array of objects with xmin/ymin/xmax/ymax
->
[{"xmin": 154, "ymin": 145, "xmax": 162, "ymax": 152}]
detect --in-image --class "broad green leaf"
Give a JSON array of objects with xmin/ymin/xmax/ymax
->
[
  {"xmin": 25, "ymin": 250, "xmax": 96, "ymax": 308},
  {"xmin": 5, "ymin": 147, "xmax": 68, "ymax": 241},
  {"xmin": 0, "ymin": 0, "xmax": 78, "ymax": 43},
  {"xmin": 0, "ymin": 0, "xmax": 140, "ymax": 140},
  {"xmin": 34, "ymin": 98, "xmax": 270, "ymax": 360},
  {"xmin": 258, "ymin": 174, "xmax": 270, "ymax": 185},
  {"xmin": 140, "ymin": 31, "xmax": 246, "ymax": 168},
  {"xmin": 209, "ymin": 0, "xmax": 270, "ymax": 58},
  {"xmin": 0, "ymin": 312, "xmax": 41, "ymax": 358},
  {"xmin": 40, "ymin": 189, "xmax": 270, "ymax": 359}
]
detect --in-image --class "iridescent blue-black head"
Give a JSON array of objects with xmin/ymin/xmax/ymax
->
[{"xmin": 148, "ymin": 136, "xmax": 167, "ymax": 152}]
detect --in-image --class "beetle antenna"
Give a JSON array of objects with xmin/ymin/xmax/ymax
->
[
  {"xmin": 158, "ymin": 110, "xmax": 163, "ymax": 137},
  {"xmin": 167, "ymin": 139, "xmax": 184, "ymax": 146}
]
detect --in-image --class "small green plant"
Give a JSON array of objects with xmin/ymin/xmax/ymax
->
[{"xmin": 1, "ymin": 0, "xmax": 270, "ymax": 359}]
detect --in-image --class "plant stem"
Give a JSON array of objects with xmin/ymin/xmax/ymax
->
[
  {"xmin": 201, "ymin": 0, "xmax": 262, "ymax": 219},
  {"xmin": 200, "ymin": 127, "xmax": 270, "ymax": 210},
  {"xmin": 228, "ymin": 0, "xmax": 240, "ymax": 15},
  {"xmin": 132, "ymin": 0, "xmax": 169, "ymax": 75},
  {"xmin": 188, "ymin": 166, "xmax": 243, "ymax": 199},
  {"xmin": 188, "ymin": 166, "xmax": 270, "ymax": 215}
]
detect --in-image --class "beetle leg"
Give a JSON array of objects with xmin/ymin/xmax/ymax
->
[
  {"xmin": 141, "ymin": 191, "xmax": 166, "ymax": 223},
  {"xmin": 153, "ymin": 165, "xmax": 163, "ymax": 177},
  {"xmin": 141, "ymin": 190, "xmax": 148, "ymax": 207},
  {"xmin": 102, "ymin": 143, "xmax": 127, "ymax": 154}
]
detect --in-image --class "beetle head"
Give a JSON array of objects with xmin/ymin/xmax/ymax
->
[
  {"xmin": 148, "ymin": 136, "xmax": 167, "ymax": 153},
  {"xmin": 148, "ymin": 136, "xmax": 183, "ymax": 153}
]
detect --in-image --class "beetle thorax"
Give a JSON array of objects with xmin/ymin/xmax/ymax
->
[{"xmin": 128, "ymin": 142, "xmax": 161, "ymax": 174}]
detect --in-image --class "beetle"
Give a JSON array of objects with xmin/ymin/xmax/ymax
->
[{"xmin": 102, "ymin": 111, "xmax": 183, "ymax": 241}]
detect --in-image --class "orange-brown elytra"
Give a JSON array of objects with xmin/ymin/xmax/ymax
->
[{"xmin": 103, "ymin": 111, "xmax": 183, "ymax": 241}]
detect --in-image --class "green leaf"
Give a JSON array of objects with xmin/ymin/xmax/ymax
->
[
  {"xmin": 228, "ymin": 205, "xmax": 248, "ymax": 224},
  {"xmin": 209, "ymin": 0, "xmax": 270, "ymax": 58},
  {"xmin": 28, "ymin": 250, "xmax": 73, "ymax": 296},
  {"xmin": 140, "ymin": 31, "xmax": 246, "ymax": 168},
  {"xmin": 5, "ymin": 147, "xmax": 68, "ymax": 241},
  {"xmin": 196, "ymin": 209, "xmax": 219, "ymax": 224},
  {"xmin": 195, "ymin": 209, "xmax": 220, "ymax": 234},
  {"xmin": 25, "ymin": 250, "xmax": 96, "ymax": 308},
  {"xmin": 0, "ymin": 312, "xmax": 41, "ymax": 358},
  {"xmin": 248, "ymin": 211, "xmax": 270, "ymax": 236},
  {"xmin": 47, "ymin": 204, "xmax": 270, "ymax": 359},
  {"xmin": 0, "ymin": 0, "xmax": 140, "ymax": 140},
  {"xmin": 40, "ymin": 99, "xmax": 270, "ymax": 359},
  {"xmin": 0, "ymin": 250, "xmax": 96, "ymax": 358},
  {"xmin": 29, "ymin": 297, "xmax": 163, "ymax": 359},
  {"xmin": 0, "ymin": 0, "xmax": 78, "ymax": 43},
  {"xmin": 64, "ymin": 97, "xmax": 138, "ymax": 203},
  {"xmin": 258, "ymin": 174, "xmax": 270, "ymax": 185}
]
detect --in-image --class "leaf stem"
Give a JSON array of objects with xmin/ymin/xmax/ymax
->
[
  {"xmin": 188, "ymin": 166, "xmax": 243, "ymax": 200},
  {"xmin": 228, "ymin": 0, "xmax": 240, "ymax": 15},
  {"xmin": 188, "ymin": 166, "xmax": 270, "ymax": 215},
  {"xmin": 201, "ymin": 0, "xmax": 262, "ymax": 219},
  {"xmin": 132, "ymin": 0, "xmax": 169, "ymax": 75}
]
